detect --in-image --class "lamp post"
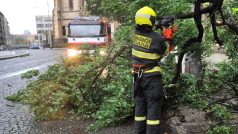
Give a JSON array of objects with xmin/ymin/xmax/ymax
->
[{"xmin": 47, "ymin": 0, "xmax": 52, "ymax": 49}]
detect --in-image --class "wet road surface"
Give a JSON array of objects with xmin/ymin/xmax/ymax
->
[{"xmin": 0, "ymin": 49, "xmax": 67, "ymax": 133}]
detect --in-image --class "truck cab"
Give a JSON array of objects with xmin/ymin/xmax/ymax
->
[{"xmin": 64, "ymin": 16, "xmax": 111, "ymax": 57}]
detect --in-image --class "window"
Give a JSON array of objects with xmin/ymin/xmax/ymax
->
[
  {"xmin": 69, "ymin": 25, "xmax": 102, "ymax": 37},
  {"xmin": 69, "ymin": 0, "xmax": 73, "ymax": 10},
  {"xmin": 62, "ymin": 26, "xmax": 66, "ymax": 36},
  {"xmin": 37, "ymin": 24, "xmax": 43, "ymax": 28},
  {"xmin": 79, "ymin": 0, "xmax": 84, "ymax": 10},
  {"xmin": 45, "ymin": 24, "xmax": 51, "ymax": 28},
  {"xmin": 36, "ymin": 18, "xmax": 42, "ymax": 22},
  {"xmin": 46, "ymin": 18, "xmax": 52, "ymax": 22}
]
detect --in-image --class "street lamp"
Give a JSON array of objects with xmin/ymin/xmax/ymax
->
[{"xmin": 47, "ymin": 0, "xmax": 52, "ymax": 49}]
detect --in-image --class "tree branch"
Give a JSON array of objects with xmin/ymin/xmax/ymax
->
[
  {"xmin": 173, "ymin": 0, "xmax": 204, "ymax": 83},
  {"xmin": 210, "ymin": 11, "xmax": 223, "ymax": 46},
  {"xmin": 91, "ymin": 45, "xmax": 128, "ymax": 88},
  {"xmin": 224, "ymin": 21, "xmax": 238, "ymax": 34}
]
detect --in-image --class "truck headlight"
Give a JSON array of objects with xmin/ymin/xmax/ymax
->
[
  {"xmin": 68, "ymin": 49, "xmax": 77, "ymax": 57},
  {"xmin": 104, "ymin": 37, "xmax": 108, "ymax": 42},
  {"xmin": 99, "ymin": 50, "xmax": 106, "ymax": 56}
]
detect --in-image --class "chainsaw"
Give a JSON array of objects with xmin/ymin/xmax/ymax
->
[{"xmin": 156, "ymin": 16, "xmax": 177, "ymax": 51}]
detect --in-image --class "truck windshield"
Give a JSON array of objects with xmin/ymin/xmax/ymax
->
[{"xmin": 69, "ymin": 24, "xmax": 103, "ymax": 37}]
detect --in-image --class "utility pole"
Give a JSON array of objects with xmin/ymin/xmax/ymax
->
[{"xmin": 47, "ymin": 0, "xmax": 52, "ymax": 49}]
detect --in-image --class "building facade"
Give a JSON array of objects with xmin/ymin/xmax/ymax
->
[
  {"xmin": 35, "ymin": 15, "xmax": 52, "ymax": 47},
  {"xmin": 53, "ymin": 0, "xmax": 87, "ymax": 46},
  {"xmin": 0, "ymin": 11, "xmax": 10, "ymax": 48}
]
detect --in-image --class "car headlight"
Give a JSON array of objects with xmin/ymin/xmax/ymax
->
[{"xmin": 68, "ymin": 49, "xmax": 78, "ymax": 57}]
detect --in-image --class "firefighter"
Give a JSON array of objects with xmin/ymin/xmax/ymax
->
[{"xmin": 132, "ymin": 6, "xmax": 173, "ymax": 134}]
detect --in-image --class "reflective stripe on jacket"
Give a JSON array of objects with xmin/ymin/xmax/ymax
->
[{"xmin": 131, "ymin": 30, "xmax": 168, "ymax": 76}]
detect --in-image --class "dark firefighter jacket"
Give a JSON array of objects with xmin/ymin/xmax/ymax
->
[{"xmin": 131, "ymin": 26, "xmax": 169, "ymax": 77}]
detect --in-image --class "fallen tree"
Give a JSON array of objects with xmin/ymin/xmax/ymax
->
[{"xmin": 6, "ymin": 0, "xmax": 238, "ymax": 132}]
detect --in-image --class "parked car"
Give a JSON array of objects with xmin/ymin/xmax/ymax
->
[
  {"xmin": 0, "ymin": 45, "xmax": 6, "ymax": 51},
  {"xmin": 29, "ymin": 44, "xmax": 40, "ymax": 49}
]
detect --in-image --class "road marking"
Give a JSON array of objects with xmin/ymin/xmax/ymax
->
[{"xmin": 0, "ymin": 62, "xmax": 55, "ymax": 80}]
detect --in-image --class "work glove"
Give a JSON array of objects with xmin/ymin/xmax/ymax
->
[
  {"xmin": 162, "ymin": 25, "xmax": 177, "ymax": 52},
  {"xmin": 162, "ymin": 26, "xmax": 177, "ymax": 40}
]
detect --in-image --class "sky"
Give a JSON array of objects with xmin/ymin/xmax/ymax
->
[{"xmin": 0, "ymin": 0, "xmax": 54, "ymax": 35}]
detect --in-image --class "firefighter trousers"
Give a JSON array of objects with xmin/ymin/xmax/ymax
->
[{"xmin": 134, "ymin": 75, "xmax": 164, "ymax": 134}]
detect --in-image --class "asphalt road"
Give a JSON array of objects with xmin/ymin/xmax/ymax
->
[
  {"xmin": 0, "ymin": 48, "xmax": 68, "ymax": 133},
  {"xmin": 0, "ymin": 49, "xmax": 67, "ymax": 80}
]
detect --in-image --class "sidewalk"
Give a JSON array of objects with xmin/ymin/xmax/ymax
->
[
  {"xmin": 0, "ymin": 50, "xmax": 29, "ymax": 60},
  {"xmin": 206, "ymin": 52, "xmax": 228, "ymax": 64}
]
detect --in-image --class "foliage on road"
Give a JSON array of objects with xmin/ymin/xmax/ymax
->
[
  {"xmin": 7, "ymin": 49, "xmax": 133, "ymax": 129},
  {"xmin": 21, "ymin": 70, "xmax": 39, "ymax": 79}
]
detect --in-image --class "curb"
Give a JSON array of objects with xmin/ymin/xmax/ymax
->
[
  {"xmin": 168, "ymin": 115, "xmax": 187, "ymax": 134},
  {"xmin": 165, "ymin": 111, "xmax": 187, "ymax": 134},
  {"xmin": 0, "ymin": 52, "xmax": 30, "ymax": 60}
]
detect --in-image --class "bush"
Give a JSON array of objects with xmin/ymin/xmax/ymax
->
[
  {"xmin": 210, "ymin": 104, "xmax": 231, "ymax": 122},
  {"xmin": 207, "ymin": 125, "xmax": 233, "ymax": 134},
  {"xmin": 179, "ymin": 73, "xmax": 208, "ymax": 109}
]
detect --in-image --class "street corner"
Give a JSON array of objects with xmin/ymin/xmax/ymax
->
[{"xmin": 0, "ymin": 51, "xmax": 30, "ymax": 60}]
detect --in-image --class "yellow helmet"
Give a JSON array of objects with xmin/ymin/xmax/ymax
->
[{"xmin": 135, "ymin": 6, "xmax": 157, "ymax": 26}]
